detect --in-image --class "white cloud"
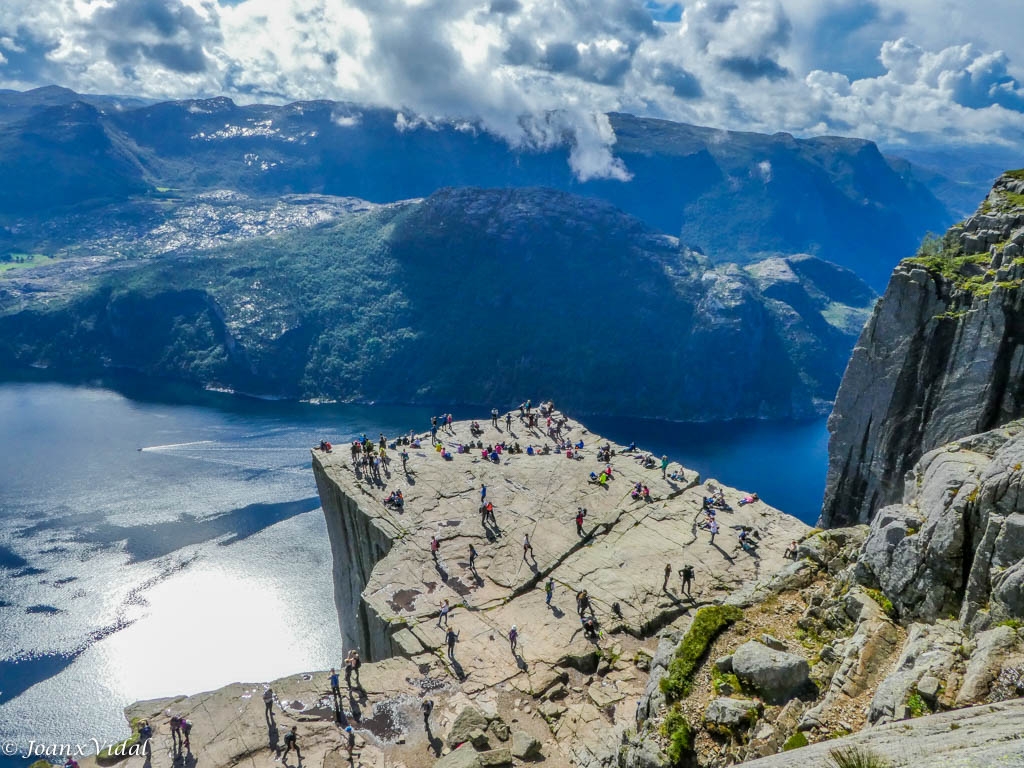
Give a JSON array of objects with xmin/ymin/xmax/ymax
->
[{"xmin": 0, "ymin": 0, "xmax": 1021, "ymax": 179}]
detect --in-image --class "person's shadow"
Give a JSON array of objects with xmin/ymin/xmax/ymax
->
[
  {"xmin": 512, "ymin": 652, "xmax": 528, "ymax": 671},
  {"xmin": 550, "ymin": 604, "xmax": 565, "ymax": 619},
  {"xmin": 450, "ymin": 658, "xmax": 466, "ymax": 681},
  {"xmin": 348, "ymin": 692, "xmax": 363, "ymax": 721},
  {"xmin": 425, "ymin": 723, "xmax": 443, "ymax": 757},
  {"xmin": 267, "ymin": 720, "xmax": 280, "ymax": 751},
  {"xmin": 711, "ymin": 542, "xmax": 735, "ymax": 564}
]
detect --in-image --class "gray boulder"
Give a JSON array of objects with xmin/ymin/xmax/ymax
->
[
  {"xmin": 448, "ymin": 706, "xmax": 490, "ymax": 747},
  {"xmin": 705, "ymin": 697, "xmax": 761, "ymax": 730},
  {"xmin": 511, "ymin": 731, "xmax": 542, "ymax": 760},
  {"xmin": 436, "ymin": 745, "xmax": 483, "ymax": 768},
  {"xmin": 732, "ymin": 641, "xmax": 810, "ymax": 703}
]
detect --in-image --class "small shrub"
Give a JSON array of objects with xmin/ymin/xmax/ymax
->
[
  {"xmin": 782, "ymin": 731, "xmax": 808, "ymax": 751},
  {"xmin": 826, "ymin": 745, "xmax": 891, "ymax": 768},
  {"xmin": 97, "ymin": 718, "xmax": 142, "ymax": 763},
  {"xmin": 864, "ymin": 588, "xmax": 896, "ymax": 619},
  {"xmin": 711, "ymin": 667, "xmax": 742, "ymax": 696},
  {"xmin": 997, "ymin": 618, "xmax": 1023, "ymax": 630},
  {"xmin": 659, "ymin": 605, "xmax": 743, "ymax": 701},
  {"xmin": 29, "ymin": 760, "xmax": 51, "ymax": 768},
  {"xmin": 661, "ymin": 706, "xmax": 694, "ymax": 768},
  {"xmin": 906, "ymin": 692, "xmax": 930, "ymax": 718}
]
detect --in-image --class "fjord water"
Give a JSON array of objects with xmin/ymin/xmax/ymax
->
[{"xmin": 0, "ymin": 378, "xmax": 826, "ymax": 760}]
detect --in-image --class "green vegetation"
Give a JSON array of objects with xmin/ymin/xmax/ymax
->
[
  {"xmin": 0, "ymin": 253, "xmax": 54, "ymax": 274},
  {"xmin": 826, "ymin": 745, "xmax": 891, "ymax": 768},
  {"xmin": 864, "ymin": 588, "xmax": 896, "ymax": 619},
  {"xmin": 782, "ymin": 731, "xmax": 808, "ymax": 751},
  {"xmin": 996, "ymin": 618, "xmax": 1023, "ymax": 630},
  {"xmin": 1002, "ymin": 191, "xmax": 1024, "ymax": 209},
  {"xmin": 711, "ymin": 666, "xmax": 743, "ymax": 696},
  {"xmin": 97, "ymin": 718, "xmax": 142, "ymax": 763},
  {"xmin": 1004, "ymin": 169, "xmax": 1024, "ymax": 181},
  {"xmin": 29, "ymin": 760, "xmax": 51, "ymax": 768},
  {"xmin": 660, "ymin": 605, "xmax": 744, "ymax": 701},
  {"xmin": 906, "ymin": 692, "xmax": 930, "ymax": 718},
  {"xmin": 661, "ymin": 706, "xmax": 695, "ymax": 768}
]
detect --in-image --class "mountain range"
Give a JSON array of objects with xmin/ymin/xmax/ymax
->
[{"xmin": 0, "ymin": 86, "xmax": 963, "ymax": 290}]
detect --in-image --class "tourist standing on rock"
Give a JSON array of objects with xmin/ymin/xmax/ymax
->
[
  {"xmin": 709, "ymin": 518, "xmax": 719, "ymax": 544},
  {"xmin": 663, "ymin": 563, "xmax": 672, "ymax": 591},
  {"xmin": 330, "ymin": 668, "xmax": 341, "ymax": 700},
  {"xmin": 680, "ymin": 565, "xmax": 695, "ymax": 596},
  {"xmin": 661, "ymin": 455, "xmax": 670, "ymax": 478},
  {"xmin": 523, "ymin": 533, "xmax": 534, "ymax": 561},
  {"xmin": 446, "ymin": 627, "xmax": 459, "ymax": 659},
  {"xmin": 282, "ymin": 726, "xmax": 301, "ymax": 762},
  {"xmin": 481, "ymin": 484, "xmax": 487, "ymax": 503},
  {"xmin": 545, "ymin": 577, "xmax": 554, "ymax": 606},
  {"xmin": 576, "ymin": 590, "xmax": 591, "ymax": 616},
  {"xmin": 422, "ymin": 698, "xmax": 434, "ymax": 728},
  {"xmin": 345, "ymin": 726, "xmax": 356, "ymax": 759},
  {"xmin": 575, "ymin": 507, "xmax": 587, "ymax": 536},
  {"xmin": 344, "ymin": 655, "xmax": 354, "ymax": 689},
  {"xmin": 491, "ymin": 409, "xmax": 499, "ymax": 427},
  {"xmin": 350, "ymin": 650, "xmax": 362, "ymax": 688},
  {"xmin": 430, "ymin": 424, "xmax": 438, "ymax": 445},
  {"xmin": 506, "ymin": 413, "xmax": 512, "ymax": 431},
  {"xmin": 170, "ymin": 715, "xmax": 182, "ymax": 751},
  {"xmin": 446, "ymin": 413, "xmax": 453, "ymax": 433},
  {"xmin": 431, "ymin": 535, "xmax": 440, "ymax": 560},
  {"xmin": 468, "ymin": 544, "xmax": 478, "ymax": 571},
  {"xmin": 181, "ymin": 718, "xmax": 192, "ymax": 752},
  {"xmin": 438, "ymin": 599, "xmax": 451, "ymax": 627},
  {"xmin": 509, "ymin": 625, "xmax": 519, "ymax": 653},
  {"xmin": 263, "ymin": 687, "xmax": 275, "ymax": 719},
  {"xmin": 401, "ymin": 448, "xmax": 409, "ymax": 472}
]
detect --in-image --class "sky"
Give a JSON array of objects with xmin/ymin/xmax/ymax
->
[{"xmin": 0, "ymin": 0, "xmax": 1022, "ymax": 180}]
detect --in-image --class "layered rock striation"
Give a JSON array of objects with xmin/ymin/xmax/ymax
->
[{"xmin": 821, "ymin": 170, "xmax": 1024, "ymax": 527}]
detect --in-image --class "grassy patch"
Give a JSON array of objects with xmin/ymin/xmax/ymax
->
[
  {"xmin": 906, "ymin": 692, "xmax": 930, "ymax": 718},
  {"xmin": 864, "ymin": 588, "xmax": 896, "ymax": 619},
  {"xmin": 1004, "ymin": 169, "xmax": 1024, "ymax": 181},
  {"xmin": 782, "ymin": 731, "xmax": 808, "ymax": 751},
  {"xmin": 1002, "ymin": 191, "xmax": 1024, "ymax": 209},
  {"xmin": 711, "ymin": 666, "xmax": 743, "ymax": 696},
  {"xmin": 29, "ymin": 761, "xmax": 51, "ymax": 768},
  {"xmin": 661, "ymin": 706, "xmax": 695, "ymax": 768},
  {"xmin": 97, "ymin": 717, "xmax": 142, "ymax": 763},
  {"xmin": 660, "ymin": 605, "xmax": 744, "ymax": 701},
  {"xmin": 827, "ymin": 746, "xmax": 891, "ymax": 768},
  {"xmin": 0, "ymin": 253, "xmax": 55, "ymax": 274},
  {"xmin": 997, "ymin": 618, "xmax": 1023, "ymax": 630}
]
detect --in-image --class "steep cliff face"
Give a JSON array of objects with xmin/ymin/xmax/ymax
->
[
  {"xmin": 312, "ymin": 459, "xmax": 397, "ymax": 661},
  {"xmin": 821, "ymin": 171, "xmax": 1024, "ymax": 527}
]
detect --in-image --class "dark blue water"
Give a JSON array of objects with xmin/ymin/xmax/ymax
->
[
  {"xmin": 0, "ymin": 375, "xmax": 828, "ymax": 765},
  {"xmin": 585, "ymin": 414, "xmax": 829, "ymax": 523}
]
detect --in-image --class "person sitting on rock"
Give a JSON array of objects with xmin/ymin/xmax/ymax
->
[
  {"xmin": 784, "ymin": 540, "xmax": 799, "ymax": 560},
  {"xmin": 641, "ymin": 485, "xmax": 651, "ymax": 502},
  {"xmin": 317, "ymin": 440, "xmax": 332, "ymax": 452},
  {"xmin": 631, "ymin": 482, "xmax": 643, "ymax": 500},
  {"xmin": 581, "ymin": 615, "xmax": 599, "ymax": 640}
]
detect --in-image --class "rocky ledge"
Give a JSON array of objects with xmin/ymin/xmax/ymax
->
[{"xmin": 82, "ymin": 410, "xmax": 1024, "ymax": 768}]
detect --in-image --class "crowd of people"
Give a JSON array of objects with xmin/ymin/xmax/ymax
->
[{"xmin": 304, "ymin": 400, "xmax": 774, "ymax": 759}]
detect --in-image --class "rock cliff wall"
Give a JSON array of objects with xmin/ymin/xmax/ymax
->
[
  {"xmin": 312, "ymin": 459, "xmax": 397, "ymax": 660},
  {"xmin": 821, "ymin": 170, "xmax": 1024, "ymax": 527}
]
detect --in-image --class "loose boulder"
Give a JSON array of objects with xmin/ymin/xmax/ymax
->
[
  {"xmin": 732, "ymin": 641, "xmax": 811, "ymax": 703},
  {"xmin": 704, "ymin": 697, "xmax": 761, "ymax": 730},
  {"xmin": 511, "ymin": 731, "xmax": 542, "ymax": 760},
  {"xmin": 448, "ymin": 707, "xmax": 490, "ymax": 747}
]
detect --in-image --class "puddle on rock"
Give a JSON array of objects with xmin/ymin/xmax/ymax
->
[
  {"xmin": 446, "ymin": 576, "xmax": 473, "ymax": 596},
  {"xmin": 388, "ymin": 588, "xmax": 421, "ymax": 612},
  {"xmin": 358, "ymin": 699, "xmax": 409, "ymax": 742}
]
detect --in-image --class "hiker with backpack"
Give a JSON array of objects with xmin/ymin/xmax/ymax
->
[
  {"xmin": 575, "ymin": 507, "xmax": 587, "ymax": 536},
  {"xmin": 508, "ymin": 625, "xmax": 519, "ymax": 654},
  {"xmin": 680, "ymin": 564, "xmax": 695, "ymax": 596}
]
